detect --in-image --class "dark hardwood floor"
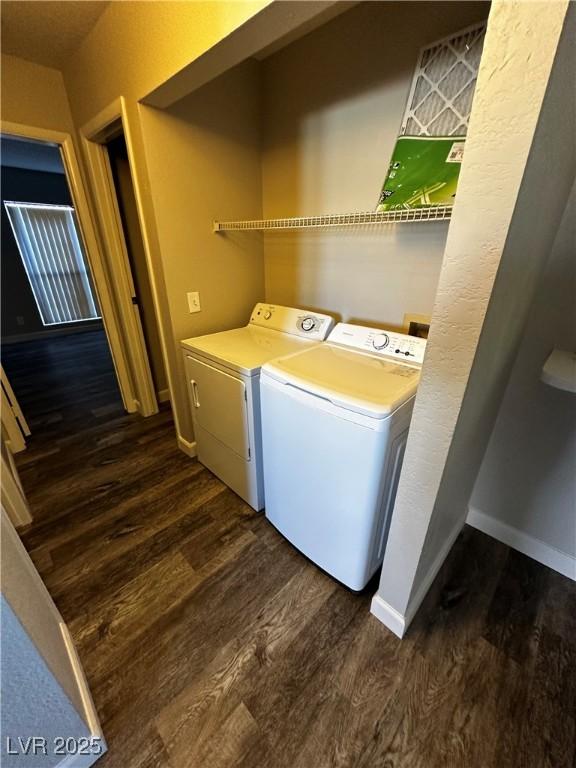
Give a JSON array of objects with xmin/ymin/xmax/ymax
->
[
  {"xmin": 9, "ymin": 331, "xmax": 576, "ymax": 768},
  {"xmin": 2, "ymin": 329, "xmax": 122, "ymax": 451}
]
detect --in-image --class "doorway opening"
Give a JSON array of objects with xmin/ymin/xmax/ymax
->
[
  {"xmin": 81, "ymin": 100, "xmax": 170, "ymax": 421},
  {"xmin": 107, "ymin": 134, "xmax": 168, "ymax": 403},
  {"xmin": 0, "ymin": 135, "xmax": 123, "ymax": 448}
]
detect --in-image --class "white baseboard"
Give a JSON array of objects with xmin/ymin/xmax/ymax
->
[
  {"xmin": 467, "ymin": 506, "xmax": 576, "ymax": 581},
  {"xmin": 370, "ymin": 594, "xmax": 408, "ymax": 638},
  {"xmin": 55, "ymin": 748, "xmax": 105, "ymax": 768},
  {"xmin": 370, "ymin": 517, "xmax": 464, "ymax": 638},
  {"xmin": 58, "ymin": 622, "xmax": 106, "ymax": 766},
  {"xmin": 157, "ymin": 388, "xmax": 171, "ymax": 404},
  {"xmin": 177, "ymin": 435, "xmax": 197, "ymax": 458}
]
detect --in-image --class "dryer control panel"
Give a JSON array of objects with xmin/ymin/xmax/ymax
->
[
  {"xmin": 249, "ymin": 303, "xmax": 335, "ymax": 340},
  {"xmin": 328, "ymin": 323, "xmax": 427, "ymax": 366}
]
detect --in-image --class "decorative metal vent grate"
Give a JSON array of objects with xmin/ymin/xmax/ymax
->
[{"xmin": 401, "ymin": 22, "xmax": 486, "ymax": 137}]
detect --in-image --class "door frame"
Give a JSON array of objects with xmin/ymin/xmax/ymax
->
[
  {"xmin": 81, "ymin": 97, "xmax": 159, "ymax": 417},
  {"xmin": 1, "ymin": 436, "xmax": 32, "ymax": 527},
  {"xmin": 1, "ymin": 119, "xmax": 141, "ymax": 415},
  {"xmin": 1, "ymin": 365, "xmax": 30, "ymax": 453}
]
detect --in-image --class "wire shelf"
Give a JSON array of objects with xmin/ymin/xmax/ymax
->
[{"xmin": 213, "ymin": 205, "xmax": 453, "ymax": 232}]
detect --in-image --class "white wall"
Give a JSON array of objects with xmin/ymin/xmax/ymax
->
[
  {"xmin": 469, "ymin": 183, "xmax": 576, "ymax": 578},
  {"xmin": 140, "ymin": 60, "xmax": 264, "ymax": 444},
  {"xmin": 1, "ymin": 509, "xmax": 104, "ymax": 764},
  {"xmin": 371, "ymin": 0, "xmax": 574, "ymax": 638},
  {"xmin": 261, "ymin": 1, "xmax": 490, "ymax": 327},
  {"xmin": 0, "ymin": 511, "xmax": 84, "ymax": 717},
  {"xmin": 1, "ymin": 597, "xmax": 92, "ymax": 768}
]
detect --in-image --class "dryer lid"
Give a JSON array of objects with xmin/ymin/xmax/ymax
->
[
  {"xmin": 181, "ymin": 325, "xmax": 321, "ymax": 376},
  {"xmin": 262, "ymin": 344, "xmax": 421, "ymax": 418}
]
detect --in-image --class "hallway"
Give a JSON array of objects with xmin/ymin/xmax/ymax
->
[
  {"xmin": 2, "ymin": 329, "xmax": 122, "ymax": 453},
  {"xmin": 14, "ymin": 402, "xmax": 576, "ymax": 767}
]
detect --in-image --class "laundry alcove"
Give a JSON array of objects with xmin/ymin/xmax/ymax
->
[{"xmin": 139, "ymin": 1, "xmax": 491, "ymax": 448}]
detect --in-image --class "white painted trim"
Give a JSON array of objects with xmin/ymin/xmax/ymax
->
[
  {"xmin": 87, "ymin": 98, "xmax": 183, "ymax": 442},
  {"xmin": 124, "ymin": 101, "xmax": 182, "ymax": 437},
  {"xmin": 467, "ymin": 506, "xmax": 576, "ymax": 581},
  {"xmin": 1, "ymin": 365, "xmax": 30, "ymax": 438},
  {"xmin": 57, "ymin": 625, "xmax": 106, "ymax": 768},
  {"xmin": 157, "ymin": 388, "xmax": 171, "ymax": 403},
  {"xmin": 59, "ymin": 622, "xmax": 106, "ymax": 742},
  {"xmin": 54, "ymin": 750, "xmax": 105, "ymax": 768},
  {"xmin": 1, "ymin": 441, "xmax": 33, "ymax": 526},
  {"xmin": 80, "ymin": 97, "xmax": 124, "ymax": 144},
  {"xmin": 370, "ymin": 518, "xmax": 464, "ymax": 638},
  {"xmin": 1, "ymin": 382, "xmax": 27, "ymax": 453},
  {"xmin": 80, "ymin": 100, "xmax": 158, "ymax": 418},
  {"xmin": 0, "ymin": 120, "xmax": 138, "ymax": 415},
  {"xmin": 177, "ymin": 435, "xmax": 197, "ymax": 458},
  {"xmin": 370, "ymin": 594, "xmax": 407, "ymax": 638}
]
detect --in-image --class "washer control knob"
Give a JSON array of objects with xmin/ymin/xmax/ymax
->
[
  {"xmin": 301, "ymin": 317, "xmax": 316, "ymax": 332},
  {"xmin": 372, "ymin": 333, "xmax": 389, "ymax": 350},
  {"xmin": 263, "ymin": 310, "xmax": 272, "ymax": 320}
]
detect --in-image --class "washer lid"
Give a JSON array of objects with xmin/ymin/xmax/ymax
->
[
  {"xmin": 181, "ymin": 325, "xmax": 321, "ymax": 376},
  {"xmin": 262, "ymin": 344, "xmax": 421, "ymax": 418}
]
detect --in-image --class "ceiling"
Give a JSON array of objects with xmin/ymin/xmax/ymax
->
[{"xmin": 1, "ymin": 1, "xmax": 110, "ymax": 70}]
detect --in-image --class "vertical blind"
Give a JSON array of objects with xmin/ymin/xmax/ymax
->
[{"xmin": 4, "ymin": 201, "xmax": 100, "ymax": 326}]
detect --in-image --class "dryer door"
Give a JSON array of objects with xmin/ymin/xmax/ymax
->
[{"xmin": 185, "ymin": 355, "xmax": 251, "ymax": 460}]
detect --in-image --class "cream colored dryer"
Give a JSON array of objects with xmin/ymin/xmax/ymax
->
[{"xmin": 181, "ymin": 303, "xmax": 334, "ymax": 510}]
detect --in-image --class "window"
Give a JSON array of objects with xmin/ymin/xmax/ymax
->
[{"xmin": 4, "ymin": 201, "xmax": 100, "ymax": 326}]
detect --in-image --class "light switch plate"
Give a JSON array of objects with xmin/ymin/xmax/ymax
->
[{"xmin": 187, "ymin": 291, "xmax": 201, "ymax": 314}]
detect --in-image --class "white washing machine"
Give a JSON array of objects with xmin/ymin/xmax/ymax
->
[
  {"xmin": 261, "ymin": 323, "xmax": 427, "ymax": 590},
  {"xmin": 181, "ymin": 303, "xmax": 334, "ymax": 511}
]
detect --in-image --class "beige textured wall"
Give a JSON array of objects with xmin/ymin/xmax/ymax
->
[
  {"xmin": 1, "ymin": 509, "xmax": 86, "ymax": 720},
  {"xmin": 60, "ymin": 1, "xmax": 271, "ymax": 444},
  {"xmin": 470, "ymin": 183, "xmax": 576, "ymax": 566},
  {"xmin": 262, "ymin": 1, "xmax": 490, "ymax": 328},
  {"xmin": 139, "ymin": 61, "xmax": 264, "ymax": 441},
  {"xmin": 1, "ymin": 54, "xmax": 74, "ymax": 132},
  {"xmin": 373, "ymin": 0, "xmax": 574, "ymax": 634},
  {"xmin": 63, "ymin": 0, "xmax": 271, "ymax": 126}
]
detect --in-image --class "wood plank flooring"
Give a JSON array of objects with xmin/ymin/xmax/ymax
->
[
  {"xmin": 9, "ymin": 332, "xmax": 576, "ymax": 768},
  {"xmin": 2, "ymin": 329, "xmax": 122, "ymax": 452}
]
